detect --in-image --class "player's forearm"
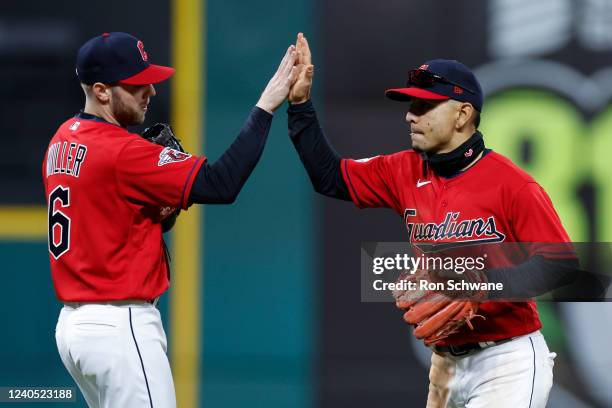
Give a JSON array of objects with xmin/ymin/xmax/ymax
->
[
  {"xmin": 486, "ymin": 255, "xmax": 581, "ymax": 299},
  {"xmin": 189, "ymin": 106, "xmax": 272, "ymax": 204},
  {"xmin": 287, "ymin": 100, "xmax": 351, "ymax": 200}
]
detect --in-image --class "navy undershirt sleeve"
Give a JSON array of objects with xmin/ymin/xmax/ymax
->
[
  {"xmin": 287, "ymin": 100, "xmax": 351, "ymax": 201},
  {"xmin": 189, "ymin": 106, "xmax": 272, "ymax": 204},
  {"xmin": 487, "ymin": 256, "xmax": 581, "ymax": 299}
]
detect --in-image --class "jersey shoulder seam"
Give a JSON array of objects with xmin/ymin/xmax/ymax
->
[
  {"xmin": 508, "ymin": 180, "xmax": 541, "ymax": 225},
  {"xmin": 486, "ymin": 152, "xmax": 535, "ymax": 182}
]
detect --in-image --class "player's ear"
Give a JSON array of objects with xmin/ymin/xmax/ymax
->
[
  {"xmin": 92, "ymin": 82, "xmax": 112, "ymax": 104},
  {"xmin": 455, "ymin": 102, "xmax": 474, "ymax": 130}
]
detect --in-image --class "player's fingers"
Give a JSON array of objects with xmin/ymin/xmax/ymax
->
[
  {"xmin": 276, "ymin": 47, "xmax": 290, "ymax": 73},
  {"xmin": 296, "ymin": 33, "xmax": 304, "ymax": 59},
  {"xmin": 279, "ymin": 46, "xmax": 295, "ymax": 74},
  {"xmin": 282, "ymin": 46, "xmax": 295, "ymax": 72},
  {"xmin": 277, "ymin": 45, "xmax": 295, "ymax": 75},
  {"xmin": 301, "ymin": 36, "xmax": 312, "ymax": 65},
  {"xmin": 281, "ymin": 50, "xmax": 297, "ymax": 78},
  {"xmin": 287, "ymin": 66, "xmax": 299, "ymax": 85},
  {"xmin": 296, "ymin": 32, "xmax": 304, "ymax": 50}
]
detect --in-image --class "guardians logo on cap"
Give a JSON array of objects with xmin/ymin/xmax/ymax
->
[
  {"xmin": 76, "ymin": 32, "xmax": 174, "ymax": 85},
  {"xmin": 385, "ymin": 59, "xmax": 484, "ymax": 112}
]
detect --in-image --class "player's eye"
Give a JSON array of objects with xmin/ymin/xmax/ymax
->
[{"xmin": 409, "ymin": 100, "xmax": 437, "ymax": 116}]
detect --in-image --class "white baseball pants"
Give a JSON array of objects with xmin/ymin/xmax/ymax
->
[
  {"xmin": 427, "ymin": 331, "xmax": 556, "ymax": 408},
  {"xmin": 55, "ymin": 302, "xmax": 176, "ymax": 408}
]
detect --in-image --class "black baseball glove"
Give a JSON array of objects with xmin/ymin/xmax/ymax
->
[
  {"xmin": 141, "ymin": 123, "xmax": 185, "ymax": 232},
  {"xmin": 141, "ymin": 123, "xmax": 186, "ymax": 152}
]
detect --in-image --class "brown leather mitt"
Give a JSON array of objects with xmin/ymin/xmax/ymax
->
[{"xmin": 393, "ymin": 269, "xmax": 486, "ymax": 345}]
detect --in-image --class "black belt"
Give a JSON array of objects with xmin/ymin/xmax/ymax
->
[
  {"xmin": 432, "ymin": 337, "xmax": 514, "ymax": 357},
  {"xmin": 64, "ymin": 298, "xmax": 159, "ymax": 308}
]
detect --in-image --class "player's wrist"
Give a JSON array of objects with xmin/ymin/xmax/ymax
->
[
  {"xmin": 289, "ymin": 98, "xmax": 311, "ymax": 105},
  {"xmin": 255, "ymin": 101, "xmax": 275, "ymax": 115},
  {"xmin": 287, "ymin": 99, "xmax": 314, "ymax": 114}
]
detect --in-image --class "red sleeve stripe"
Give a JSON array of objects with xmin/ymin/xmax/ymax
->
[
  {"xmin": 341, "ymin": 159, "xmax": 363, "ymax": 208},
  {"xmin": 181, "ymin": 157, "xmax": 206, "ymax": 209}
]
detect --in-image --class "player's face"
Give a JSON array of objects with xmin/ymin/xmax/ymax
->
[
  {"xmin": 405, "ymin": 99, "xmax": 459, "ymax": 154},
  {"xmin": 110, "ymin": 83, "xmax": 156, "ymax": 126}
]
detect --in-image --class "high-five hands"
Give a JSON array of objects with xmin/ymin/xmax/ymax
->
[
  {"xmin": 289, "ymin": 33, "xmax": 314, "ymax": 105},
  {"xmin": 255, "ymin": 33, "xmax": 313, "ymax": 114},
  {"xmin": 256, "ymin": 45, "xmax": 299, "ymax": 114}
]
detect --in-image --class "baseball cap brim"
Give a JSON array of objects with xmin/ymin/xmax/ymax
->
[
  {"xmin": 119, "ymin": 64, "xmax": 175, "ymax": 85},
  {"xmin": 385, "ymin": 87, "xmax": 450, "ymax": 102}
]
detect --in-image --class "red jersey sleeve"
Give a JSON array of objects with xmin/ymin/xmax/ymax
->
[
  {"xmin": 115, "ymin": 137, "xmax": 206, "ymax": 210},
  {"xmin": 510, "ymin": 182, "xmax": 574, "ymax": 258},
  {"xmin": 340, "ymin": 155, "xmax": 401, "ymax": 211}
]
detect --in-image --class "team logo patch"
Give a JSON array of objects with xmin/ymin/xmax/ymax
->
[
  {"xmin": 137, "ymin": 40, "xmax": 149, "ymax": 61},
  {"xmin": 453, "ymin": 86, "xmax": 464, "ymax": 94},
  {"xmin": 69, "ymin": 121, "xmax": 80, "ymax": 131},
  {"xmin": 158, "ymin": 147, "xmax": 191, "ymax": 166}
]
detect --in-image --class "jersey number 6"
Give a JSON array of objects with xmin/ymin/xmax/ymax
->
[{"xmin": 48, "ymin": 185, "xmax": 71, "ymax": 259}]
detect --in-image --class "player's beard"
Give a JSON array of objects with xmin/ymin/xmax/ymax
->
[{"xmin": 111, "ymin": 90, "xmax": 146, "ymax": 127}]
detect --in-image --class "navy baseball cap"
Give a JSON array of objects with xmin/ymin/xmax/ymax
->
[
  {"xmin": 76, "ymin": 32, "xmax": 174, "ymax": 85},
  {"xmin": 385, "ymin": 59, "xmax": 483, "ymax": 111}
]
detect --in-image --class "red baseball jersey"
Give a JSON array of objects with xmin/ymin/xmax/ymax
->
[
  {"xmin": 341, "ymin": 150, "xmax": 571, "ymax": 344},
  {"xmin": 42, "ymin": 115, "xmax": 205, "ymax": 302}
]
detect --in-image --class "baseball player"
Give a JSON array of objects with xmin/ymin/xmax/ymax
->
[
  {"xmin": 43, "ymin": 32, "xmax": 298, "ymax": 408},
  {"xmin": 287, "ymin": 33, "xmax": 580, "ymax": 407}
]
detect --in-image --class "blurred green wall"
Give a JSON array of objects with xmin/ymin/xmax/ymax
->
[
  {"xmin": 0, "ymin": 243, "xmax": 84, "ymax": 407},
  {"xmin": 202, "ymin": 1, "xmax": 315, "ymax": 407}
]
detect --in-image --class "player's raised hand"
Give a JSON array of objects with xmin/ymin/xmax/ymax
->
[
  {"xmin": 289, "ymin": 33, "xmax": 314, "ymax": 105},
  {"xmin": 256, "ymin": 45, "xmax": 298, "ymax": 114}
]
